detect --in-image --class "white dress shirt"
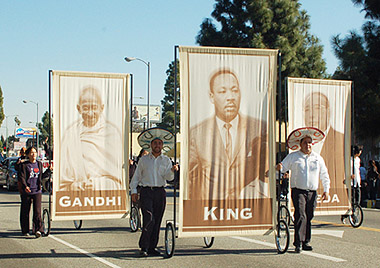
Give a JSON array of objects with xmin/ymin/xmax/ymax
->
[
  {"xmin": 352, "ymin": 156, "xmax": 361, "ymax": 187},
  {"xmin": 130, "ymin": 153, "xmax": 174, "ymax": 194},
  {"xmin": 281, "ymin": 150, "xmax": 330, "ymax": 193}
]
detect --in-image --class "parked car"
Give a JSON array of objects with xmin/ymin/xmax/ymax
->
[{"xmin": 0, "ymin": 157, "xmax": 19, "ymax": 191}]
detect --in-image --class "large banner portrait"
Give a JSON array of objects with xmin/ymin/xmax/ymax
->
[
  {"xmin": 179, "ymin": 46, "xmax": 278, "ymax": 237},
  {"xmin": 51, "ymin": 71, "xmax": 129, "ymax": 220},
  {"xmin": 287, "ymin": 77, "xmax": 352, "ymax": 215}
]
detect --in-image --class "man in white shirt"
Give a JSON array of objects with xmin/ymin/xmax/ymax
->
[
  {"xmin": 342, "ymin": 145, "xmax": 363, "ymax": 223},
  {"xmin": 130, "ymin": 136, "xmax": 178, "ymax": 257},
  {"xmin": 277, "ymin": 129, "xmax": 330, "ymax": 253}
]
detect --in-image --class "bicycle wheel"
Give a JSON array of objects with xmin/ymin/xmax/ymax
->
[
  {"xmin": 278, "ymin": 205, "xmax": 291, "ymax": 226},
  {"xmin": 73, "ymin": 220, "xmax": 83, "ymax": 230},
  {"xmin": 275, "ymin": 219, "xmax": 289, "ymax": 254},
  {"xmin": 203, "ymin": 237, "xmax": 214, "ymax": 248},
  {"xmin": 42, "ymin": 208, "xmax": 51, "ymax": 237},
  {"xmin": 164, "ymin": 222, "xmax": 175, "ymax": 258},
  {"xmin": 349, "ymin": 204, "xmax": 363, "ymax": 228},
  {"xmin": 129, "ymin": 206, "xmax": 140, "ymax": 232}
]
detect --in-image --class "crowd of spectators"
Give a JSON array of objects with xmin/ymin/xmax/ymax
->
[{"xmin": 360, "ymin": 160, "xmax": 380, "ymax": 205}]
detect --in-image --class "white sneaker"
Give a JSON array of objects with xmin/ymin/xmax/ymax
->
[{"xmin": 35, "ymin": 231, "xmax": 41, "ymax": 238}]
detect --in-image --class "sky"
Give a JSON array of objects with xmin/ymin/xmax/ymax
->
[{"xmin": 0, "ymin": 0, "xmax": 367, "ymax": 138}]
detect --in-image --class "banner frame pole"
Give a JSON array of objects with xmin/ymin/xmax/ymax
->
[
  {"xmin": 277, "ymin": 52, "xmax": 282, "ymax": 216},
  {"xmin": 48, "ymin": 70, "xmax": 52, "ymax": 210},
  {"xmin": 130, "ymin": 74, "xmax": 133, "ymax": 161},
  {"xmin": 173, "ymin": 45, "xmax": 179, "ymax": 233},
  {"xmin": 351, "ymin": 81, "xmax": 355, "ymax": 203},
  {"xmin": 278, "ymin": 52, "xmax": 282, "ymax": 165},
  {"xmin": 284, "ymin": 76, "xmax": 288, "ymax": 154},
  {"xmin": 352, "ymin": 81, "xmax": 355, "ymax": 145}
]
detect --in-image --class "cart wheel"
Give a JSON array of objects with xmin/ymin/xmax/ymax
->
[
  {"xmin": 203, "ymin": 237, "xmax": 214, "ymax": 248},
  {"xmin": 349, "ymin": 204, "xmax": 363, "ymax": 228},
  {"xmin": 275, "ymin": 219, "xmax": 289, "ymax": 254},
  {"xmin": 73, "ymin": 220, "xmax": 83, "ymax": 230},
  {"xmin": 130, "ymin": 206, "xmax": 140, "ymax": 232},
  {"xmin": 42, "ymin": 208, "xmax": 51, "ymax": 237},
  {"xmin": 164, "ymin": 222, "xmax": 175, "ymax": 258},
  {"xmin": 278, "ymin": 205, "xmax": 291, "ymax": 226}
]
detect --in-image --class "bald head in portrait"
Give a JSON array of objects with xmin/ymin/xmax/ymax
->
[
  {"xmin": 188, "ymin": 68, "xmax": 268, "ymax": 200},
  {"xmin": 60, "ymin": 86, "xmax": 123, "ymax": 191},
  {"xmin": 303, "ymin": 92, "xmax": 346, "ymax": 204}
]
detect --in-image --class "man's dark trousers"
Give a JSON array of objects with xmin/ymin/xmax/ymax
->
[
  {"xmin": 291, "ymin": 188, "xmax": 317, "ymax": 246},
  {"xmin": 139, "ymin": 187, "xmax": 166, "ymax": 251}
]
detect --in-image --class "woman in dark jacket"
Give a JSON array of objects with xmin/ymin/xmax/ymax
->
[
  {"xmin": 18, "ymin": 146, "xmax": 51, "ymax": 238},
  {"xmin": 129, "ymin": 149, "xmax": 149, "ymax": 182}
]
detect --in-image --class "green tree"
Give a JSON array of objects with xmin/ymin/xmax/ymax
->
[
  {"xmin": 157, "ymin": 60, "xmax": 180, "ymax": 133},
  {"xmin": 0, "ymin": 86, "xmax": 4, "ymax": 127},
  {"xmin": 195, "ymin": 0, "xmax": 327, "ymax": 121},
  {"xmin": 38, "ymin": 111, "xmax": 53, "ymax": 143},
  {"xmin": 331, "ymin": 0, "xmax": 380, "ymax": 141},
  {"xmin": 196, "ymin": 0, "xmax": 327, "ymax": 79},
  {"xmin": 352, "ymin": 0, "xmax": 380, "ymax": 19}
]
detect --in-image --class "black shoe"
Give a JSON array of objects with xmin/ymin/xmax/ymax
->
[
  {"xmin": 148, "ymin": 249, "xmax": 161, "ymax": 256},
  {"xmin": 138, "ymin": 250, "xmax": 148, "ymax": 257},
  {"xmin": 302, "ymin": 243, "xmax": 313, "ymax": 251},
  {"xmin": 295, "ymin": 246, "xmax": 301, "ymax": 253}
]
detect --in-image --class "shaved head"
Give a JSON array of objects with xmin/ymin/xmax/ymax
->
[
  {"xmin": 304, "ymin": 92, "xmax": 330, "ymax": 132},
  {"xmin": 77, "ymin": 86, "xmax": 104, "ymax": 127}
]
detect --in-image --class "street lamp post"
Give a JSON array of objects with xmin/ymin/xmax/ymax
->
[
  {"xmin": 124, "ymin": 57, "xmax": 151, "ymax": 129},
  {"xmin": 4, "ymin": 114, "xmax": 19, "ymax": 157},
  {"xmin": 23, "ymin": 100, "xmax": 39, "ymax": 156}
]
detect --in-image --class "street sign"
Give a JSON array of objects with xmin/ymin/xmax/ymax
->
[
  {"xmin": 131, "ymin": 104, "xmax": 161, "ymax": 123},
  {"xmin": 15, "ymin": 127, "xmax": 37, "ymax": 138}
]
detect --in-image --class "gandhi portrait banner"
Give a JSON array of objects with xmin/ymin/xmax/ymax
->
[
  {"xmin": 179, "ymin": 46, "xmax": 278, "ymax": 237},
  {"xmin": 287, "ymin": 77, "xmax": 352, "ymax": 215},
  {"xmin": 51, "ymin": 71, "xmax": 129, "ymax": 220}
]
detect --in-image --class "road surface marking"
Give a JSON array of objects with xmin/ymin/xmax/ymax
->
[
  {"xmin": 49, "ymin": 235, "xmax": 121, "ymax": 268},
  {"xmin": 230, "ymin": 236, "xmax": 346, "ymax": 262},
  {"xmin": 313, "ymin": 219, "xmax": 380, "ymax": 233},
  {"xmin": 294, "ymin": 229, "xmax": 344, "ymax": 238}
]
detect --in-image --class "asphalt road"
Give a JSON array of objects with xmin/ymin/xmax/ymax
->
[{"xmin": 0, "ymin": 187, "xmax": 379, "ymax": 268}]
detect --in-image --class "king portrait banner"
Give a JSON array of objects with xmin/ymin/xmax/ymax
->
[
  {"xmin": 179, "ymin": 46, "xmax": 278, "ymax": 237},
  {"xmin": 287, "ymin": 77, "xmax": 352, "ymax": 215},
  {"xmin": 51, "ymin": 71, "xmax": 129, "ymax": 220}
]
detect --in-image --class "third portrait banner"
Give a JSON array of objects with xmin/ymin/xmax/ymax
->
[{"xmin": 287, "ymin": 77, "xmax": 352, "ymax": 215}]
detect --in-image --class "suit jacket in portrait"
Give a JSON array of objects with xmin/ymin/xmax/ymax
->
[
  {"xmin": 188, "ymin": 114, "xmax": 268, "ymax": 200},
  {"xmin": 319, "ymin": 127, "xmax": 348, "ymax": 207}
]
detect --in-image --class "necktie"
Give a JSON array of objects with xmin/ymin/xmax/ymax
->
[{"xmin": 224, "ymin": 123, "xmax": 232, "ymax": 160}]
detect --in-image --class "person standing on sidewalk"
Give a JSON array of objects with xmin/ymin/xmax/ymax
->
[
  {"xmin": 276, "ymin": 127, "xmax": 330, "ymax": 253},
  {"xmin": 18, "ymin": 146, "xmax": 51, "ymax": 238},
  {"xmin": 130, "ymin": 129, "xmax": 178, "ymax": 257},
  {"xmin": 15, "ymin": 147, "xmax": 27, "ymax": 192}
]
